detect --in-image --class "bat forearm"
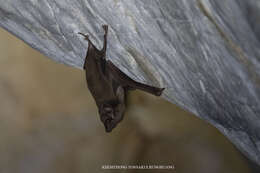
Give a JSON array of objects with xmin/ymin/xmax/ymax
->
[
  {"xmin": 107, "ymin": 60, "xmax": 164, "ymax": 96},
  {"xmin": 126, "ymin": 80, "xmax": 164, "ymax": 96}
]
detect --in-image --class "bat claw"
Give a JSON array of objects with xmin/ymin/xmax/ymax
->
[
  {"xmin": 155, "ymin": 88, "xmax": 165, "ymax": 96},
  {"xmin": 78, "ymin": 32, "xmax": 89, "ymax": 41},
  {"xmin": 102, "ymin": 25, "xmax": 108, "ymax": 34}
]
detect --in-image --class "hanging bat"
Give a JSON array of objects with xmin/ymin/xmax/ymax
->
[{"xmin": 78, "ymin": 25, "xmax": 164, "ymax": 132}]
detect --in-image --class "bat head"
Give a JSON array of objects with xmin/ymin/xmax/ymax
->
[{"xmin": 99, "ymin": 101, "xmax": 125, "ymax": 132}]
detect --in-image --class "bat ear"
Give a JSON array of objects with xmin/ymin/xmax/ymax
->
[{"xmin": 116, "ymin": 86, "xmax": 125, "ymax": 103}]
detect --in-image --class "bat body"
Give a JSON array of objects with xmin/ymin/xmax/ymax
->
[{"xmin": 79, "ymin": 25, "xmax": 164, "ymax": 132}]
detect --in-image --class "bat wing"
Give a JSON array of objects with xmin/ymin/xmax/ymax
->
[{"xmin": 106, "ymin": 60, "xmax": 164, "ymax": 96}]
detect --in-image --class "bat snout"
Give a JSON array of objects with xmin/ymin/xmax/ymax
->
[
  {"xmin": 100, "ymin": 112, "xmax": 122, "ymax": 133},
  {"xmin": 104, "ymin": 118, "xmax": 116, "ymax": 132}
]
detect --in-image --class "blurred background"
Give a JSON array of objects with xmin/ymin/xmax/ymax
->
[{"xmin": 0, "ymin": 28, "xmax": 254, "ymax": 173}]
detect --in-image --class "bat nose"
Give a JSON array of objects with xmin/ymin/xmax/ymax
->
[{"xmin": 104, "ymin": 119, "xmax": 113, "ymax": 132}]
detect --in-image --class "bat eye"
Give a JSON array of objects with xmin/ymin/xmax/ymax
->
[
  {"xmin": 101, "ymin": 111, "xmax": 114, "ymax": 120},
  {"xmin": 107, "ymin": 111, "xmax": 114, "ymax": 119},
  {"xmin": 110, "ymin": 113, "xmax": 115, "ymax": 119}
]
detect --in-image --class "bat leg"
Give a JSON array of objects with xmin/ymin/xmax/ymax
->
[
  {"xmin": 79, "ymin": 25, "xmax": 108, "ymax": 56},
  {"xmin": 101, "ymin": 25, "xmax": 108, "ymax": 56}
]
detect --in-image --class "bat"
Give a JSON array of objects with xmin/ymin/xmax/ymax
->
[{"xmin": 78, "ymin": 25, "xmax": 164, "ymax": 132}]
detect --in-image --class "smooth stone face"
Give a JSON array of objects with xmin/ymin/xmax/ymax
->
[{"xmin": 0, "ymin": 0, "xmax": 260, "ymax": 166}]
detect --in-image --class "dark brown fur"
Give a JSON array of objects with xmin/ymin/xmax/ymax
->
[{"xmin": 79, "ymin": 25, "xmax": 164, "ymax": 132}]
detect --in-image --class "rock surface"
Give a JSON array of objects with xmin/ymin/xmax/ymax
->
[{"xmin": 0, "ymin": 0, "xmax": 259, "ymax": 166}]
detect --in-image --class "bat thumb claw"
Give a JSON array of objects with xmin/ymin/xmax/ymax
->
[{"xmin": 155, "ymin": 88, "xmax": 165, "ymax": 96}]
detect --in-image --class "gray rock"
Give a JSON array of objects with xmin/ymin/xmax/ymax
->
[{"xmin": 0, "ymin": 0, "xmax": 259, "ymax": 166}]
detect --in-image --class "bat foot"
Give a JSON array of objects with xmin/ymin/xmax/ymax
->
[
  {"xmin": 102, "ymin": 25, "xmax": 108, "ymax": 34},
  {"xmin": 78, "ymin": 32, "xmax": 89, "ymax": 41}
]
